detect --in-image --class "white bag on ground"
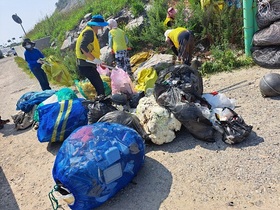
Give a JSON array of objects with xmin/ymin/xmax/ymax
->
[{"xmin": 202, "ymin": 93, "xmax": 235, "ymax": 109}]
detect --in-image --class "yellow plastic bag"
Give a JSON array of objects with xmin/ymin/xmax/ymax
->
[
  {"xmin": 130, "ymin": 51, "xmax": 153, "ymax": 73},
  {"xmin": 42, "ymin": 56, "xmax": 74, "ymax": 87},
  {"xmin": 75, "ymin": 79, "xmax": 97, "ymax": 100},
  {"xmin": 75, "ymin": 76, "xmax": 111, "ymax": 100},
  {"xmin": 200, "ymin": 0, "xmax": 224, "ymax": 11},
  {"xmin": 135, "ymin": 68, "xmax": 158, "ymax": 93}
]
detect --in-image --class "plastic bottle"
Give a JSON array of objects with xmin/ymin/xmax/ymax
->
[
  {"xmin": 61, "ymin": 193, "xmax": 75, "ymax": 205},
  {"xmin": 195, "ymin": 103, "xmax": 210, "ymax": 119}
]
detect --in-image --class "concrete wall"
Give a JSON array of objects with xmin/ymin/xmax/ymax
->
[{"xmin": 15, "ymin": 36, "xmax": 51, "ymax": 59}]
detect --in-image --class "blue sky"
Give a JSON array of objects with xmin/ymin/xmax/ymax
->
[{"xmin": 0, "ymin": 0, "xmax": 58, "ymax": 46}]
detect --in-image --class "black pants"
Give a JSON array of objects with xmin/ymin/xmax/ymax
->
[
  {"xmin": 77, "ymin": 65, "xmax": 105, "ymax": 96},
  {"xmin": 178, "ymin": 31, "xmax": 195, "ymax": 65},
  {"xmin": 31, "ymin": 66, "xmax": 51, "ymax": 91}
]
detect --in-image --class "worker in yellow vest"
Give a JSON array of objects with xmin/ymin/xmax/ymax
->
[
  {"xmin": 164, "ymin": 27, "xmax": 195, "ymax": 65},
  {"xmin": 107, "ymin": 18, "xmax": 132, "ymax": 75},
  {"xmin": 163, "ymin": 7, "xmax": 177, "ymax": 28},
  {"xmin": 75, "ymin": 14, "xmax": 108, "ymax": 97}
]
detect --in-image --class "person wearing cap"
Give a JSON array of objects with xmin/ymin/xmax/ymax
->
[
  {"xmin": 107, "ymin": 18, "xmax": 132, "ymax": 75},
  {"xmin": 164, "ymin": 27, "xmax": 194, "ymax": 65},
  {"xmin": 22, "ymin": 38, "xmax": 51, "ymax": 91},
  {"xmin": 75, "ymin": 14, "xmax": 108, "ymax": 97},
  {"xmin": 163, "ymin": 7, "xmax": 177, "ymax": 28}
]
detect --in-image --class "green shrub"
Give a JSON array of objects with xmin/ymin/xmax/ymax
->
[
  {"xmin": 187, "ymin": 0, "xmax": 244, "ymax": 48},
  {"xmin": 200, "ymin": 44, "xmax": 254, "ymax": 75},
  {"xmin": 131, "ymin": 1, "xmax": 145, "ymax": 17},
  {"xmin": 14, "ymin": 57, "xmax": 34, "ymax": 78},
  {"xmin": 63, "ymin": 50, "xmax": 79, "ymax": 80},
  {"xmin": 135, "ymin": 0, "xmax": 168, "ymax": 52},
  {"xmin": 18, "ymin": 0, "xmax": 254, "ymax": 84}
]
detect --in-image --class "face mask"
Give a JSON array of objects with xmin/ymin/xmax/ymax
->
[{"xmin": 25, "ymin": 44, "xmax": 31, "ymax": 49}]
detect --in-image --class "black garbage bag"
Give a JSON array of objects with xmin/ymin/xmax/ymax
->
[
  {"xmin": 155, "ymin": 86, "xmax": 182, "ymax": 110},
  {"xmin": 98, "ymin": 110, "xmax": 150, "ymax": 141},
  {"xmin": 256, "ymin": 0, "xmax": 280, "ymax": 29},
  {"xmin": 215, "ymin": 107, "xmax": 253, "ymax": 144},
  {"xmin": 251, "ymin": 45, "xmax": 280, "ymax": 69},
  {"xmin": 155, "ymin": 64, "xmax": 203, "ymax": 100},
  {"xmin": 129, "ymin": 91, "xmax": 145, "ymax": 108},
  {"xmin": 155, "ymin": 86, "xmax": 214, "ymax": 142},
  {"xmin": 171, "ymin": 102, "xmax": 215, "ymax": 142},
  {"xmin": 86, "ymin": 98, "xmax": 117, "ymax": 124},
  {"xmin": 169, "ymin": 64, "xmax": 203, "ymax": 96},
  {"xmin": 253, "ymin": 21, "xmax": 280, "ymax": 46}
]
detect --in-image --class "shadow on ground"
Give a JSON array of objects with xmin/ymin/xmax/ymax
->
[
  {"xmin": 96, "ymin": 156, "xmax": 172, "ymax": 210},
  {"xmin": 0, "ymin": 123, "xmax": 32, "ymax": 137},
  {"xmin": 146, "ymin": 126, "xmax": 264, "ymax": 154},
  {"xmin": 0, "ymin": 167, "xmax": 20, "ymax": 210},
  {"xmin": 47, "ymin": 141, "xmax": 64, "ymax": 156}
]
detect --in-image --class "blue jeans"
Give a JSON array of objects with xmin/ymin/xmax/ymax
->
[{"xmin": 31, "ymin": 66, "xmax": 51, "ymax": 91}]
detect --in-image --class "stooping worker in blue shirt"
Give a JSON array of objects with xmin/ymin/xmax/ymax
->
[
  {"xmin": 22, "ymin": 38, "xmax": 51, "ymax": 91},
  {"xmin": 75, "ymin": 14, "xmax": 108, "ymax": 98},
  {"xmin": 164, "ymin": 27, "xmax": 195, "ymax": 66}
]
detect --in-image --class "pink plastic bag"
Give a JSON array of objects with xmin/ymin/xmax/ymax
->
[
  {"xmin": 96, "ymin": 64, "xmax": 110, "ymax": 76},
  {"xmin": 110, "ymin": 67, "xmax": 135, "ymax": 95}
]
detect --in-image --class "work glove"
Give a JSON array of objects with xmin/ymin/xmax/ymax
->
[
  {"xmin": 92, "ymin": 58, "xmax": 102, "ymax": 65},
  {"xmin": 37, "ymin": 58, "xmax": 44, "ymax": 64}
]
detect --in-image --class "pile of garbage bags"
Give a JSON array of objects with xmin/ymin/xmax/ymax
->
[
  {"xmin": 153, "ymin": 64, "xmax": 216, "ymax": 142},
  {"xmin": 10, "ymin": 62, "xmax": 253, "ymax": 210},
  {"xmin": 251, "ymin": 0, "xmax": 280, "ymax": 68},
  {"xmin": 12, "ymin": 63, "xmax": 252, "ymax": 146}
]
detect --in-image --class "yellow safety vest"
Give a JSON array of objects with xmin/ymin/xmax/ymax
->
[
  {"xmin": 75, "ymin": 26, "xmax": 101, "ymax": 60},
  {"xmin": 163, "ymin": 17, "xmax": 173, "ymax": 27},
  {"xmin": 109, "ymin": 28, "xmax": 127, "ymax": 52},
  {"xmin": 168, "ymin": 27, "xmax": 187, "ymax": 49}
]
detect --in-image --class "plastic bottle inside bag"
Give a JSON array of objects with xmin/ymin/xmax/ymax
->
[
  {"xmin": 61, "ymin": 193, "xmax": 75, "ymax": 205},
  {"xmin": 53, "ymin": 190, "xmax": 75, "ymax": 206},
  {"xmin": 211, "ymin": 107, "xmax": 233, "ymax": 121},
  {"xmin": 220, "ymin": 107, "xmax": 234, "ymax": 120},
  {"xmin": 209, "ymin": 108, "xmax": 224, "ymax": 133},
  {"xmin": 145, "ymin": 88, "xmax": 154, "ymax": 96},
  {"xmin": 195, "ymin": 103, "xmax": 211, "ymax": 119}
]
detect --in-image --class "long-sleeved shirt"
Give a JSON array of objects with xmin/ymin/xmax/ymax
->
[
  {"xmin": 108, "ymin": 28, "xmax": 129, "ymax": 53},
  {"xmin": 24, "ymin": 48, "xmax": 44, "ymax": 70}
]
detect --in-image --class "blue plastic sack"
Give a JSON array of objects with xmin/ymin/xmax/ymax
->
[
  {"xmin": 37, "ymin": 98, "xmax": 88, "ymax": 143},
  {"xmin": 33, "ymin": 87, "xmax": 78, "ymax": 122},
  {"xmin": 52, "ymin": 122, "xmax": 145, "ymax": 210},
  {"xmin": 16, "ymin": 90, "xmax": 56, "ymax": 113}
]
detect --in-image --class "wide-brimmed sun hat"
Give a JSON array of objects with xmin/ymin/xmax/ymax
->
[
  {"xmin": 87, "ymin": 14, "xmax": 108, "ymax": 27},
  {"xmin": 22, "ymin": 38, "xmax": 35, "ymax": 47}
]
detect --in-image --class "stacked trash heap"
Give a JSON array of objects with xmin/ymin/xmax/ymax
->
[
  {"xmin": 251, "ymin": 0, "xmax": 280, "ymax": 68},
  {"xmin": 12, "ymin": 58, "xmax": 253, "ymax": 209}
]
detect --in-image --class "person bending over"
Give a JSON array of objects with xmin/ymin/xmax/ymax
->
[{"xmin": 164, "ymin": 27, "xmax": 195, "ymax": 65}]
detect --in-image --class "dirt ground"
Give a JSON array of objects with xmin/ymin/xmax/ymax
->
[{"xmin": 0, "ymin": 56, "xmax": 280, "ymax": 210}]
